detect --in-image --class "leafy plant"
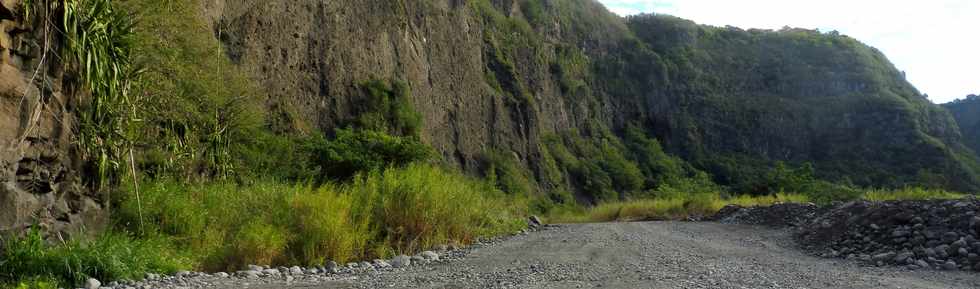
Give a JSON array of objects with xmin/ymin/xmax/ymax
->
[
  {"xmin": 310, "ymin": 128, "xmax": 432, "ymax": 181},
  {"xmin": 55, "ymin": 0, "xmax": 139, "ymax": 190}
]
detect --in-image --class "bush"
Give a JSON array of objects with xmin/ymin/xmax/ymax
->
[
  {"xmin": 0, "ymin": 228, "xmax": 190, "ymax": 288},
  {"xmin": 311, "ymin": 128, "xmax": 432, "ymax": 181},
  {"xmin": 355, "ymin": 79, "xmax": 423, "ymax": 137}
]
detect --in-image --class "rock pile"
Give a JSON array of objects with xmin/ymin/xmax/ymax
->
[
  {"xmin": 711, "ymin": 202, "xmax": 821, "ymax": 227},
  {"xmin": 796, "ymin": 198, "xmax": 980, "ymax": 271},
  {"xmin": 96, "ymin": 249, "xmax": 449, "ymax": 289},
  {"xmin": 715, "ymin": 198, "xmax": 980, "ymax": 271}
]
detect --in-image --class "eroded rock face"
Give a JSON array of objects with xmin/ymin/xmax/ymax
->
[{"xmin": 0, "ymin": 1, "xmax": 104, "ymax": 237}]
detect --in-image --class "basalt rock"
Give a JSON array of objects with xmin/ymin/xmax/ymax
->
[{"xmin": 0, "ymin": 0, "xmax": 104, "ymax": 237}]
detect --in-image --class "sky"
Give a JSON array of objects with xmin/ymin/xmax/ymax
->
[{"xmin": 597, "ymin": 0, "xmax": 979, "ymax": 103}]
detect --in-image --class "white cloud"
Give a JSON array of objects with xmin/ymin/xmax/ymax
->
[{"xmin": 598, "ymin": 0, "xmax": 980, "ymax": 103}]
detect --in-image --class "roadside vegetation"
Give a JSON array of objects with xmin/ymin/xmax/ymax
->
[
  {"xmin": 111, "ymin": 164, "xmax": 523, "ymax": 272},
  {"xmin": 549, "ymin": 187, "xmax": 967, "ymax": 224}
]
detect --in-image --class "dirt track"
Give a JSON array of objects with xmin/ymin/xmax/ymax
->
[{"xmin": 217, "ymin": 222, "xmax": 980, "ymax": 289}]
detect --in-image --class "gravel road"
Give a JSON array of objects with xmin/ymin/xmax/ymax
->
[{"xmin": 212, "ymin": 222, "xmax": 980, "ymax": 289}]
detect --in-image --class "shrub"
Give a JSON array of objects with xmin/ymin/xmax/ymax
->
[
  {"xmin": 355, "ymin": 80, "xmax": 423, "ymax": 137},
  {"xmin": 311, "ymin": 128, "xmax": 432, "ymax": 181}
]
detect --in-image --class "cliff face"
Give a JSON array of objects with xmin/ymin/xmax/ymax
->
[
  {"xmin": 944, "ymin": 95, "xmax": 980, "ymax": 156},
  {"xmin": 201, "ymin": 0, "xmax": 602, "ymax": 174},
  {"xmin": 0, "ymin": 1, "xmax": 104, "ymax": 236},
  {"xmin": 205, "ymin": 0, "xmax": 980, "ymax": 193}
]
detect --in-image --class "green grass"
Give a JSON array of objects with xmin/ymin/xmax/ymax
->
[
  {"xmin": 861, "ymin": 187, "xmax": 965, "ymax": 201},
  {"xmin": 0, "ymin": 228, "xmax": 190, "ymax": 288},
  {"xmin": 113, "ymin": 164, "xmax": 525, "ymax": 271}
]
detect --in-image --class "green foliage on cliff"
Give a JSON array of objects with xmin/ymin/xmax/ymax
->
[
  {"xmin": 356, "ymin": 80, "xmax": 423, "ymax": 137},
  {"xmin": 310, "ymin": 128, "xmax": 432, "ymax": 181},
  {"xmin": 27, "ymin": 0, "xmax": 139, "ymax": 190},
  {"xmin": 601, "ymin": 14, "xmax": 980, "ymax": 192},
  {"xmin": 121, "ymin": 0, "xmax": 267, "ymax": 179},
  {"xmin": 944, "ymin": 95, "xmax": 980, "ymax": 155},
  {"xmin": 539, "ymin": 125, "xmax": 721, "ymax": 204}
]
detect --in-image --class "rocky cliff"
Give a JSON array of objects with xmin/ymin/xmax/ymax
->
[
  {"xmin": 204, "ymin": 0, "xmax": 980, "ymax": 193},
  {"xmin": 0, "ymin": 1, "xmax": 104, "ymax": 236}
]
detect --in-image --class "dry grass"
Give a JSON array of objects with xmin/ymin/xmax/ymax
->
[{"xmin": 549, "ymin": 193, "xmax": 810, "ymax": 223}]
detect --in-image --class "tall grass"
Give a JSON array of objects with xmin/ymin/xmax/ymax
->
[
  {"xmin": 113, "ymin": 164, "xmax": 524, "ymax": 271},
  {"xmin": 0, "ymin": 228, "xmax": 190, "ymax": 288}
]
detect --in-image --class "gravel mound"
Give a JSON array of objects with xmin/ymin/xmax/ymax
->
[
  {"xmin": 711, "ymin": 202, "xmax": 822, "ymax": 227},
  {"xmin": 715, "ymin": 197, "xmax": 980, "ymax": 272}
]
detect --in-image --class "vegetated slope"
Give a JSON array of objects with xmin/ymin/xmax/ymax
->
[
  {"xmin": 944, "ymin": 95, "xmax": 980, "ymax": 156},
  {"xmin": 205, "ymin": 0, "xmax": 979, "ymax": 198},
  {"xmin": 609, "ymin": 16, "xmax": 980, "ymax": 193}
]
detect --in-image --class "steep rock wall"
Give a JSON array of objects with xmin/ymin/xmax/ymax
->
[
  {"xmin": 202, "ymin": 0, "xmax": 596, "ymax": 175},
  {"xmin": 0, "ymin": 1, "xmax": 103, "ymax": 236},
  {"xmin": 204, "ymin": 0, "xmax": 980, "ymax": 193}
]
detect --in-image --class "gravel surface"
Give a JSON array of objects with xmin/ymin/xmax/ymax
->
[{"xmin": 184, "ymin": 222, "xmax": 980, "ymax": 289}]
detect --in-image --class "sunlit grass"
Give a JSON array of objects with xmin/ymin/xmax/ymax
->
[
  {"xmin": 552, "ymin": 185, "xmax": 971, "ymax": 224},
  {"xmin": 861, "ymin": 187, "xmax": 965, "ymax": 201},
  {"xmin": 113, "ymin": 164, "xmax": 525, "ymax": 271},
  {"xmin": 549, "ymin": 193, "xmax": 810, "ymax": 223}
]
